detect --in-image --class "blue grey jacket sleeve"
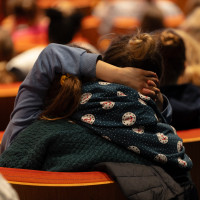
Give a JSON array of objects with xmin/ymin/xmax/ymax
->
[{"xmin": 1, "ymin": 43, "xmax": 101, "ymax": 153}]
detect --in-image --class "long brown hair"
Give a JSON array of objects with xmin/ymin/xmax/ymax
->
[
  {"xmin": 158, "ymin": 29, "xmax": 186, "ymax": 86},
  {"xmin": 103, "ymin": 31, "xmax": 163, "ymax": 79},
  {"xmin": 40, "ymin": 44, "xmax": 96, "ymax": 121},
  {"xmin": 40, "ymin": 73, "xmax": 82, "ymax": 120}
]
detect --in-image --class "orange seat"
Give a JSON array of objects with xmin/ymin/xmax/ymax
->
[
  {"xmin": 0, "ymin": 82, "xmax": 21, "ymax": 97},
  {"xmin": 0, "ymin": 131, "xmax": 3, "ymax": 144},
  {"xmin": 177, "ymin": 128, "xmax": 200, "ymax": 196},
  {"xmin": 164, "ymin": 14, "xmax": 185, "ymax": 28},
  {"xmin": 81, "ymin": 15, "xmax": 101, "ymax": 48},
  {"xmin": 112, "ymin": 17, "xmax": 140, "ymax": 35},
  {"xmin": 177, "ymin": 128, "xmax": 200, "ymax": 143},
  {"xmin": 36, "ymin": 0, "xmax": 57, "ymax": 9},
  {"xmin": 0, "ymin": 167, "xmax": 126, "ymax": 200}
]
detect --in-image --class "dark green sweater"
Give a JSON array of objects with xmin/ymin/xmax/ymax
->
[{"xmin": 0, "ymin": 119, "xmax": 152, "ymax": 171}]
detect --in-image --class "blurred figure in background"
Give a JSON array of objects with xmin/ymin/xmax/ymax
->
[
  {"xmin": 0, "ymin": 27, "xmax": 17, "ymax": 83},
  {"xmin": 173, "ymin": 29, "xmax": 200, "ymax": 88},
  {"xmin": 140, "ymin": 2, "xmax": 165, "ymax": 33},
  {"xmin": 154, "ymin": 0, "xmax": 185, "ymax": 28},
  {"xmin": 1, "ymin": 0, "xmax": 49, "ymax": 53},
  {"xmin": 179, "ymin": 0, "xmax": 200, "ymax": 43},
  {"xmin": 92, "ymin": 0, "xmax": 184, "ymax": 36},
  {"xmin": 46, "ymin": 1, "xmax": 83, "ymax": 45},
  {"xmin": 5, "ymin": 0, "xmax": 99, "ymax": 81},
  {"xmin": 159, "ymin": 29, "xmax": 200, "ymax": 130},
  {"xmin": 92, "ymin": 0, "xmax": 148, "ymax": 35}
]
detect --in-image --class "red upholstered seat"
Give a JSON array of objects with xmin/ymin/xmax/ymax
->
[
  {"xmin": 0, "ymin": 167, "xmax": 114, "ymax": 186},
  {"xmin": 111, "ymin": 17, "xmax": 140, "ymax": 35},
  {"xmin": 177, "ymin": 128, "xmax": 200, "ymax": 143},
  {"xmin": 0, "ymin": 82, "xmax": 21, "ymax": 97},
  {"xmin": 0, "ymin": 167, "xmax": 126, "ymax": 200},
  {"xmin": 164, "ymin": 14, "xmax": 185, "ymax": 28},
  {"xmin": 0, "ymin": 131, "xmax": 3, "ymax": 144},
  {"xmin": 177, "ymin": 128, "xmax": 200, "ymax": 196}
]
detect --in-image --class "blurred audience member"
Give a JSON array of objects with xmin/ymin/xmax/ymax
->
[
  {"xmin": 1, "ymin": 0, "xmax": 49, "ymax": 53},
  {"xmin": 154, "ymin": 0, "xmax": 185, "ymax": 28},
  {"xmin": 180, "ymin": 2, "xmax": 200, "ymax": 43},
  {"xmin": 0, "ymin": 28, "xmax": 14, "ymax": 62},
  {"xmin": 93, "ymin": 0, "xmax": 184, "ymax": 36},
  {"xmin": 159, "ymin": 29, "xmax": 200, "ymax": 130},
  {"xmin": 92, "ymin": 0, "xmax": 148, "ymax": 35},
  {"xmin": 5, "ymin": 1, "xmax": 99, "ymax": 81},
  {"xmin": 174, "ymin": 29, "xmax": 200, "ymax": 66},
  {"xmin": 140, "ymin": 3, "xmax": 164, "ymax": 33},
  {"xmin": 45, "ymin": 1, "xmax": 83, "ymax": 44},
  {"xmin": 0, "ymin": 28, "xmax": 17, "ymax": 83},
  {"xmin": 178, "ymin": 65, "xmax": 200, "ymax": 88},
  {"xmin": 184, "ymin": 0, "xmax": 200, "ymax": 16},
  {"xmin": 172, "ymin": 29, "xmax": 200, "ymax": 87}
]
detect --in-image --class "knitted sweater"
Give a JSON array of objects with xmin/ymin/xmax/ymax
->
[{"xmin": 0, "ymin": 119, "xmax": 152, "ymax": 172}]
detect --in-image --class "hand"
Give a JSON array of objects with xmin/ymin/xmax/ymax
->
[
  {"xmin": 145, "ymin": 80, "xmax": 164, "ymax": 111},
  {"xmin": 119, "ymin": 67, "xmax": 159, "ymax": 95},
  {"xmin": 96, "ymin": 61, "xmax": 159, "ymax": 96},
  {"xmin": 141, "ymin": 79, "xmax": 160, "ymax": 99}
]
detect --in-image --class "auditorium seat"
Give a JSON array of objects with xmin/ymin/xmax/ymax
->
[
  {"xmin": 177, "ymin": 128, "xmax": 200, "ymax": 196},
  {"xmin": 111, "ymin": 17, "xmax": 140, "ymax": 35},
  {"xmin": 0, "ymin": 167, "xmax": 126, "ymax": 200}
]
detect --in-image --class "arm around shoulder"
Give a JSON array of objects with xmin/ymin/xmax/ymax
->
[{"xmin": 1, "ymin": 44, "xmax": 101, "ymax": 153}]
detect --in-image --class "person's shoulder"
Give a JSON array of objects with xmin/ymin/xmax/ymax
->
[
  {"xmin": 44, "ymin": 43, "xmax": 63, "ymax": 51},
  {"xmin": 39, "ymin": 43, "xmax": 69, "ymax": 57}
]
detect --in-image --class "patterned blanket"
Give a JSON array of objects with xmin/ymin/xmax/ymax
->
[{"xmin": 71, "ymin": 81, "xmax": 193, "ymax": 171}]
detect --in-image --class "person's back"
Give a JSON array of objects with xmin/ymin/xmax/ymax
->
[
  {"xmin": 159, "ymin": 29, "xmax": 200, "ymax": 130},
  {"xmin": 45, "ymin": 2, "xmax": 83, "ymax": 45},
  {"xmin": 140, "ymin": 3, "xmax": 165, "ymax": 33}
]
